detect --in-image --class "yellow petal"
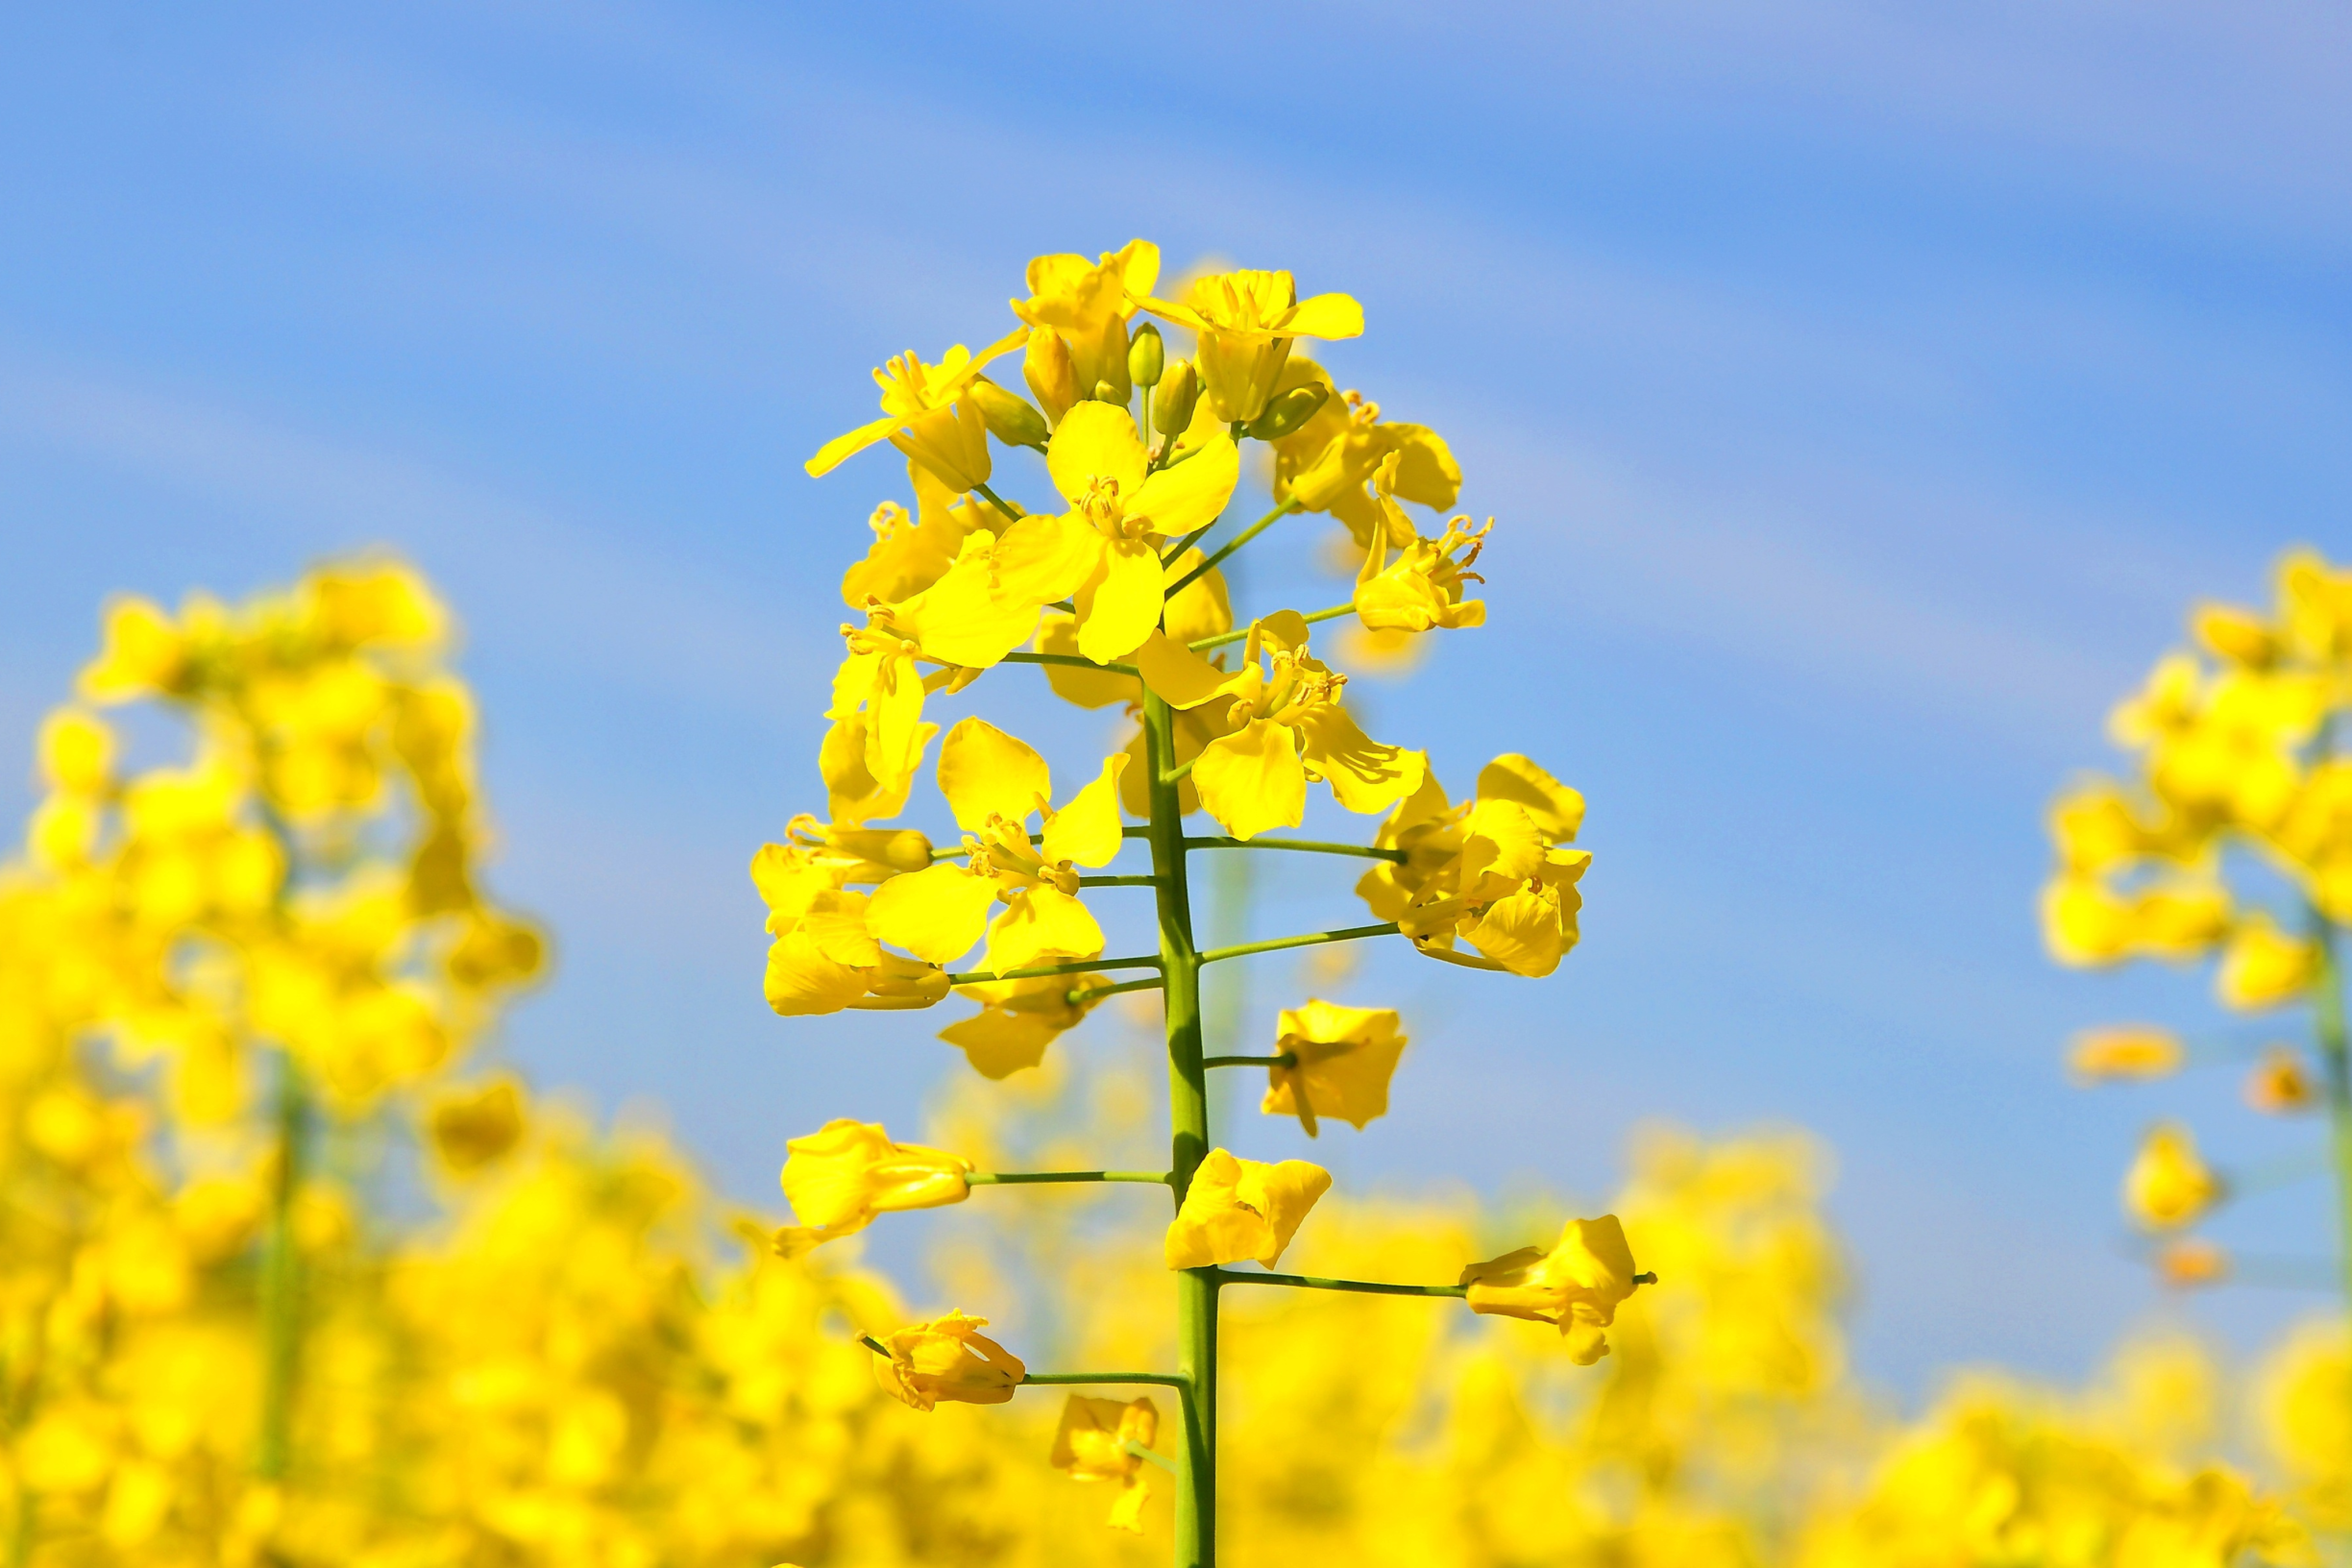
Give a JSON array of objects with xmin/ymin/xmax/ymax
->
[
  {"xmin": 1462, "ymin": 884, "xmax": 1568, "ymax": 977},
  {"xmin": 1075, "ymin": 539, "xmax": 1166, "ymax": 663},
  {"xmin": 1475, "ymin": 754, "xmax": 1583, "ymax": 842},
  {"xmin": 1034, "ymin": 613, "xmax": 1140, "ymax": 709},
  {"xmin": 1282, "ymin": 292, "xmax": 1364, "ymax": 339},
  {"xmin": 984, "ymin": 887, "xmax": 1105, "ymax": 974},
  {"xmin": 1046, "ymin": 401, "xmax": 1149, "ymax": 505},
  {"xmin": 866, "ymin": 864, "xmax": 1000, "ymax": 965},
  {"xmin": 1292, "ymin": 706, "xmax": 1426, "ymax": 817},
  {"xmin": 899, "ymin": 539, "xmax": 1038, "ymax": 669},
  {"xmin": 993, "ymin": 513, "xmax": 1104, "ymax": 606},
  {"xmin": 1133, "ymin": 630, "xmax": 1239, "ymax": 710},
  {"xmin": 763, "ymin": 930, "xmax": 875, "ymax": 1017},
  {"xmin": 1161, "ymin": 551, "xmax": 1233, "ymax": 646},
  {"xmin": 1131, "ymin": 435, "xmax": 1239, "ymax": 540},
  {"xmin": 806, "ymin": 413, "xmax": 900, "ymax": 478},
  {"xmin": 1041, "ymin": 755, "xmax": 1130, "ymax": 868},
  {"xmin": 937, "ymin": 1008, "xmax": 1064, "ymax": 1080},
  {"xmin": 1192, "ymin": 719, "xmax": 1307, "ymax": 840},
  {"xmin": 937, "ymin": 717, "xmax": 1052, "ymax": 832}
]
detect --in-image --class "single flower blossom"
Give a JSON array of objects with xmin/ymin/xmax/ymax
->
[
  {"xmin": 1138, "ymin": 269, "xmax": 1364, "ymax": 424},
  {"xmin": 1262, "ymin": 999, "xmax": 1408, "ymax": 1137},
  {"xmin": 1164, "ymin": 1148, "xmax": 1332, "ymax": 1270},
  {"xmin": 1460, "ymin": 1214, "xmax": 1645, "ymax": 1366},
  {"xmin": 870, "ymin": 1311, "xmax": 1026, "ymax": 1410},
  {"xmin": 865, "ymin": 719, "xmax": 1126, "ymax": 972},
  {"xmin": 990, "ymin": 404, "xmax": 1239, "ymax": 664},
  {"xmin": 2217, "ymin": 915, "xmax": 2320, "ymax": 1010},
  {"xmin": 1011, "ymin": 240, "xmax": 1160, "ymax": 411},
  {"xmin": 1049, "ymin": 1394, "xmax": 1161, "ymax": 1532},
  {"xmin": 2244, "ymin": 1046, "xmax": 2316, "ymax": 1115},
  {"xmin": 2123, "ymin": 1123, "xmax": 2224, "ymax": 1233},
  {"xmin": 772, "ymin": 1118, "xmax": 972, "ymax": 1256},
  {"xmin": 806, "ymin": 330, "xmax": 1030, "ymax": 489},
  {"xmin": 2065, "ymin": 1025, "xmax": 2187, "ymax": 1085}
]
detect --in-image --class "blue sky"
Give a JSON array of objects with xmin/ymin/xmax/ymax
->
[{"xmin": 2, "ymin": 2, "xmax": 2349, "ymax": 1397}]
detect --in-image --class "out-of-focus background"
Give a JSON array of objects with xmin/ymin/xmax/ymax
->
[{"xmin": 2, "ymin": 2, "xmax": 2345, "ymax": 1396}]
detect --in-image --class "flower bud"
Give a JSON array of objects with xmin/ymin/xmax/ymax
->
[
  {"xmin": 1024, "ymin": 331, "xmax": 1078, "ymax": 426},
  {"xmin": 968, "ymin": 378, "xmax": 1048, "ymax": 450},
  {"xmin": 1093, "ymin": 379, "xmax": 1124, "ymax": 405},
  {"xmin": 1151, "ymin": 358, "xmax": 1199, "ymax": 439},
  {"xmin": 1128, "ymin": 322, "xmax": 1164, "ymax": 388},
  {"xmin": 1244, "ymin": 382, "xmax": 1328, "ymax": 441}
]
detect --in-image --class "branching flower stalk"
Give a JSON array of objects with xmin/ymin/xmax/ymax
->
[{"xmin": 762, "ymin": 239, "xmax": 1639, "ymax": 1564}]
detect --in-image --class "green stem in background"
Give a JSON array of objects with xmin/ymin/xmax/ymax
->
[
  {"xmin": 1020, "ymin": 1371, "xmax": 1192, "ymax": 1388},
  {"xmin": 257, "ymin": 1048, "xmax": 308, "ymax": 1482},
  {"xmin": 1188, "ymin": 600, "xmax": 1353, "ymax": 653},
  {"xmin": 1079, "ymin": 875, "xmax": 1161, "ymax": 888},
  {"xmin": 1073, "ymin": 975, "xmax": 1165, "ymax": 1004},
  {"xmin": 1197, "ymin": 923, "xmax": 1399, "ymax": 968},
  {"xmin": 1211, "ymin": 1267, "xmax": 1470, "ymax": 1298},
  {"xmin": 1144, "ymin": 689, "xmax": 1217, "ymax": 1568},
  {"xmin": 966, "ymin": 1170, "xmax": 1172, "ymax": 1186},
  {"xmin": 1203, "ymin": 1054, "xmax": 1294, "ymax": 1070},
  {"xmin": 1001, "ymin": 649, "xmax": 1139, "ymax": 676},
  {"xmin": 1126, "ymin": 1438, "xmax": 1181, "ymax": 1476},
  {"xmin": 1165, "ymin": 501, "xmax": 1300, "ymax": 597},
  {"xmin": 1184, "ymin": 836, "xmax": 1408, "ymax": 864},
  {"xmin": 2308, "ymin": 908, "xmax": 2352, "ymax": 1311}
]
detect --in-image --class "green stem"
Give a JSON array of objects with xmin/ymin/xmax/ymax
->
[
  {"xmin": 1203, "ymin": 1054, "xmax": 1294, "ymax": 1070},
  {"xmin": 946, "ymin": 954, "xmax": 1162, "ymax": 985},
  {"xmin": 2308, "ymin": 909, "xmax": 2352, "ymax": 1312},
  {"xmin": 258, "ymin": 1049, "xmax": 307, "ymax": 1482},
  {"xmin": 1075, "ymin": 975, "xmax": 1165, "ymax": 1003},
  {"xmin": 1211, "ymin": 1267, "xmax": 1469, "ymax": 1298},
  {"xmin": 967, "ymin": 1170, "xmax": 1172, "ymax": 1186},
  {"xmin": 1197, "ymin": 923, "xmax": 1399, "ymax": 968},
  {"xmin": 1023, "ymin": 1371, "xmax": 1193, "ymax": 1388},
  {"xmin": 1126, "ymin": 1438, "xmax": 1181, "ymax": 1476},
  {"xmin": 1144, "ymin": 689, "xmax": 1217, "ymax": 1568},
  {"xmin": 1188, "ymin": 601, "xmax": 1353, "ymax": 652},
  {"xmin": 1165, "ymin": 501, "xmax": 1300, "ymax": 597},
  {"xmin": 1079, "ymin": 875, "xmax": 1160, "ymax": 888},
  {"xmin": 1163, "ymin": 757, "xmax": 1197, "ymax": 785},
  {"xmin": 1001, "ymin": 649, "xmax": 1140, "ymax": 675},
  {"xmin": 1185, "ymin": 836, "xmax": 1408, "ymax": 864},
  {"xmin": 972, "ymin": 480, "xmax": 1024, "ymax": 522}
]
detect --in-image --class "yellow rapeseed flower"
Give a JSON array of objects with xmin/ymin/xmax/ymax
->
[
  {"xmin": 1461, "ymin": 1214, "xmax": 1645, "ymax": 1366},
  {"xmin": 1011, "ymin": 240, "xmax": 1160, "ymax": 409},
  {"xmin": 1139, "ymin": 269, "xmax": 1364, "ymax": 424},
  {"xmin": 428, "ymin": 1077, "xmax": 527, "ymax": 1174},
  {"xmin": 805, "ymin": 329, "xmax": 1030, "ymax": 489},
  {"xmin": 870, "ymin": 1311, "xmax": 1026, "ymax": 1410},
  {"xmin": 2064, "ymin": 1025, "xmax": 2186, "ymax": 1084},
  {"xmin": 938, "ymin": 971, "xmax": 1115, "ymax": 1080},
  {"xmin": 2123, "ymin": 1123, "xmax": 2223, "ymax": 1232},
  {"xmin": 2217, "ymin": 915, "xmax": 2320, "ymax": 1010},
  {"xmin": 1164, "ymin": 1148, "xmax": 1332, "ymax": 1270},
  {"xmin": 863, "ymin": 719, "xmax": 1126, "ymax": 973},
  {"xmin": 2244, "ymin": 1046, "xmax": 2316, "ymax": 1114},
  {"xmin": 1049, "ymin": 1393, "xmax": 1161, "ymax": 1532},
  {"xmin": 773, "ymin": 1118, "xmax": 972, "ymax": 1256},
  {"xmin": 1262, "ymin": 999, "xmax": 1408, "ymax": 1137}
]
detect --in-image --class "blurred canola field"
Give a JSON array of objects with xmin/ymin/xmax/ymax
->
[
  {"xmin": 0, "ymin": 567, "xmax": 2339, "ymax": 1567},
  {"xmin": 9, "ymin": 235, "xmax": 2352, "ymax": 1558}
]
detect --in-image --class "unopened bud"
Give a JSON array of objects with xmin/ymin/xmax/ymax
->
[
  {"xmin": 1024, "ymin": 331, "xmax": 1078, "ymax": 426},
  {"xmin": 1093, "ymin": 379, "xmax": 1123, "ymax": 405},
  {"xmin": 1152, "ymin": 358, "xmax": 1200, "ymax": 440},
  {"xmin": 1244, "ymin": 383, "xmax": 1328, "ymax": 442},
  {"xmin": 1128, "ymin": 322, "xmax": 1164, "ymax": 388},
  {"xmin": 1091, "ymin": 313, "xmax": 1132, "ymax": 404},
  {"xmin": 969, "ymin": 378, "xmax": 1048, "ymax": 450}
]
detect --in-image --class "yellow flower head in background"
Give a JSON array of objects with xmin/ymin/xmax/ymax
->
[
  {"xmin": 1461, "ymin": 1214, "xmax": 1646, "ymax": 1365},
  {"xmin": 865, "ymin": 718, "xmax": 1126, "ymax": 973},
  {"xmin": 2065, "ymin": 1025, "xmax": 2186, "ymax": 1085},
  {"xmin": 2154, "ymin": 1237, "xmax": 2230, "ymax": 1289},
  {"xmin": 1262, "ymin": 999, "xmax": 1408, "ymax": 1137},
  {"xmin": 774, "ymin": 1118, "xmax": 972, "ymax": 1256},
  {"xmin": 2217, "ymin": 915, "xmax": 2320, "ymax": 1010},
  {"xmin": 1164, "ymin": 1148, "xmax": 1333, "ymax": 1270},
  {"xmin": 2244, "ymin": 1046, "xmax": 2317, "ymax": 1115},
  {"xmin": 2123, "ymin": 1123, "xmax": 2223, "ymax": 1233},
  {"xmin": 427, "ymin": 1077, "xmax": 527, "ymax": 1175},
  {"xmin": 1139, "ymin": 268, "xmax": 1364, "ymax": 424},
  {"xmin": 870, "ymin": 1311, "xmax": 1026, "ymax": 1411},
  {"xmin": 1049, "ymin": 1394, "xmax": 1161, "ymax": 1532}
]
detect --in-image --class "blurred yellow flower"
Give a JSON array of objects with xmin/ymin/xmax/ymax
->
[
  {"xmin": 428, "ymin": 1077, "xmax": 527, "ymax": 1174},
  {"xmin": 2123, "ymin": 1123, "xmax": 2223, "ymax": 1232},
  {"xmin": 2244, "ymin": 1046, "xmax": 2317, "ymax": 1114},
  {"xmin": 2153, "ymin": 1237, "xmax": 2230, "ymax": 1289},
  {"xmin": 1461, "ymin": 1214, "xmax": 1645, "ymax": 1366},
  {"xmin": 1164, "ymin": 1149, "xmax": 1332, "ymax": 1270},
  {"xmin": 2217, "ymin": 915, "xmax": 2320, "ymax": 1010},
  {"xmin": 2065, "ymin": 1024, "xmax": 2186, "ymax": 1084},
  {"xmin": 1262, "ymin": 999, "xmax": 1408, "ymax": 1136},
  {"xmin": 1048, "ymin": 1393, "xmax": 1160, "ymax": 1532},
  {"xmin": 870, "ymin": 1311, "xmax": 1026, "ymax": 1410}
]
